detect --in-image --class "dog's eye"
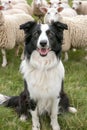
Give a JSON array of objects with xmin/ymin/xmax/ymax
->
[
  {"xmin": 33, "ymin": 31, "xmax": 40, "ymax": 37},
  {"xmin": 46, "ymin": 30, "xmax": 55, "ymax": 37}
]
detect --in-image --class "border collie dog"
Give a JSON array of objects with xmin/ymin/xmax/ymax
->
[{"xmin": 0, "ymin": 21, "xmax": 77, "ymax": 130}]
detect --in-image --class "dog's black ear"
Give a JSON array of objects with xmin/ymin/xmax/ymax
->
[
  {"xmin": 52, "ymin": 21, "xmax": 68, "ymax": 30},
  {"xmin": 20, "ymin": 21, "xmax": 37, "ymax": 33}
]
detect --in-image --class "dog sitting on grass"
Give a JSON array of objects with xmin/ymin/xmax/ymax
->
[{"xmin": 0, "ymin": 21, "xmax": 77, "ymax": 130}]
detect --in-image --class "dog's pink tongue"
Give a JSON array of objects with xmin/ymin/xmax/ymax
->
[{"xmin": 38, "ymin": 48, "xmax": 49, "ymax": 56}]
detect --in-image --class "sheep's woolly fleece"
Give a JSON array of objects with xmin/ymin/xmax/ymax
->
[
  {"xmin": 72, "ymin": 1, "xmax": 87, "ymax": 15},
  {"xmin": 61, "ymin": 15, "xmax": 87, "ymax": 52},
  {"xmin": 0, "ymin": 13, "xmax": 34, "ymax": 49}
]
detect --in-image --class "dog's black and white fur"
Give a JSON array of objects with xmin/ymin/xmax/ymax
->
[{"xmin": 0, "ymin": 21, "xmax": 77, "ymax": 130}]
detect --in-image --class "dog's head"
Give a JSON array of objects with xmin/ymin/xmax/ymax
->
[{"xmin": 20, "ymin": 21, "xmax": 68, "ymax": 59}]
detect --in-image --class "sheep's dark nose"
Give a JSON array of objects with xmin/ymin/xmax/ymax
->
[
  {"xmin": 40, "ymin": 40, "xmax": 47, "ymax": 47},
  {"xmin": 51, "ymin": 20, "xmax": 54, "ymax": 24},
  {"xmin": 72, "ymin": 7, "xmax": 75, "ymax": 9}
]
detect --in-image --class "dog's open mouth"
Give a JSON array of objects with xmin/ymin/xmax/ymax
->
[{"xmin": 37, "ymin": 48, "xmax": 51, "ymax": 56}]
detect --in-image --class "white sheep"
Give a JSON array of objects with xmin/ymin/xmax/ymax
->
[
  {"xmin": 3, "ymin": 9, "xmax": 26, "ymax": 15},
  {"xmin": 40, "ymin": 7, "xmax": 63, "ymax": 24},
  {"xmin": 48, "ymin": 0, "xmax": 60, "ymax": 8},
  {"xmin": 11, "ymin": 0, "xmax": 27, "ymax": 4},
  {"xmin": 49, "ymin": 0, "xmax": 69, "ymax": 8},
  {"xmin": 1, "ymin": 0, "xmax": 27, "ymax": 5},
  {"xmin": 10, "ymin": 3, "xmax": 32, "ymax": 15},
  {"xmin": 2, "ymin": 1, "xmax": 33, "ymax": 15},
  {"xmin": 61, "ymin": 15, "xmax": 87, "ymax": 60},
  {"xmin": 72, "ymin": 0, "xmax": 87, "ymax": 15},
  {"xmin": 44, "ymin": 8, "xmax": 87, "ymax": 60},
  {"xmin": 48, "ymin": 0, "xmax": 77, "ymax": 17},
  {"xmin": 0, "ymin": 5, "xmax": 26, "ymax": 15},
  {"xmin": 0, "ymin": 9, "xmax": 34, "ymax": 67},
  {"xmin": 58, "ymin": 0, "xmax": 77, "ymax": 17},
  {"xmin": 59, "ymin": 0, "xmax": 70, "ymax": 8},
  {"xmin": 31, "ymin": 0, "xmax": 48, "ymax": 22},
  {"xmin": 59, "ymin": 6, "xmax": 77, "ymax": 17},
  {"xmin": 49, "ymin": 0, "xmax": 69, "ymax": 4},
  {"xmin": 1, "ymin": 1, "xmax": 33, "ymax": 57}
]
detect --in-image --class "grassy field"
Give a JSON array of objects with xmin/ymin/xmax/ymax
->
[{"xmin": 0, "ymin": 0, "xmax": 87, "ymax": 130}]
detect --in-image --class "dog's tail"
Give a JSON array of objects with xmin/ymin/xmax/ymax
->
[{"xmin": 0, "ymin": 94, "xmax": 19, "ymax": 108}]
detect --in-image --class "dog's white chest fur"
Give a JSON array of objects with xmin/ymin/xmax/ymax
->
[{"xmin": 20, "ymin": 51, "xmax": 64, "ymax": 114}]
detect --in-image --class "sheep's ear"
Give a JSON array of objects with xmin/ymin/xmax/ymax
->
[
  {"xmin": 48, "ymin": 1, "xmax": 51, "ymax": 5},
  {"xmin": 52, "ymin": 21, "xmax": 68, "ymax": 30},
  {"xmin": 40, "ymin": 7, "xmax": 48, "ymax": 14},
  {"xmin": 20, "ymin": 21, "xmax": 36, "ymax": 32},
  {"xmin": 59, "ymin": 1, "xmax": 62, "ymax": 4},
  {"xmin": 57, "ymin": 7, "xmax": 64, "ymax": 12},
  {"xmin": 0, "ymin": 5, "xmax": 4, "ymax": 10},
  {"xmin": 8, "ymin": 1, "xmax": 11, "ymax": 3},
  {"xmin": 79, "ymin": 1, "xmax": 82, "ymax": 4},
  {"xmin": 48, "ymin": 1, "xmax": 52, "ymax": 7}
]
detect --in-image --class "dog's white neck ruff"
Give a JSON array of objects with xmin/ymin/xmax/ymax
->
[{"xmin": 20, "ymin": 51, "xmax": 65, "ymax": 114}]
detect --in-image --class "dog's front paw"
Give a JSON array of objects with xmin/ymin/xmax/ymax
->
[{"xmin": 19, "ymin": 114, "xmax": 27, "ymax": 122}]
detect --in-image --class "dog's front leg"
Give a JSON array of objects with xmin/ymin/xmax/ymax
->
[
  {"xmin": 50, "ymin": 98, "xmax": 60, "ymax": 130},
  {"xmin": 31, "ymin": 107, "xmax": 40, "ymax": 130}
]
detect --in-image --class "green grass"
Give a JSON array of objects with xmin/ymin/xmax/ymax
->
[{"xmin": 0, "ymin": 0, "xmax": 87, "ymax": 130}]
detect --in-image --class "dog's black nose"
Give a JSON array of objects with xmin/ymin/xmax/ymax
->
[{"xmin": 40, "ymin": 40, "xmax": 47, "ymax": 47}]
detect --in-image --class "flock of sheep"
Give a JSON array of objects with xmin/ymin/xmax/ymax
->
[{"xmin": 0, "ymin": 0, "xmax": 87, "ymax": 67}]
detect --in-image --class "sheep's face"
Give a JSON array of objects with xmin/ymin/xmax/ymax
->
[
  {"xmin": 44, "ymin": 8, "xmax": 62, "ymax": 24},
  {"xmin": 34, "ymin": 0, "xmax": 42, "ymax": 7},
  {"xmin": 2, "ymin": 2, "xmax": 11, "ymax": 10},
  {"xmin": 72, "ymin": 1, "xmax": 82, "ymax": 10},
  {"xmin": 49, "ymin": 0, "xmax": 69, "ymax": 9}
]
